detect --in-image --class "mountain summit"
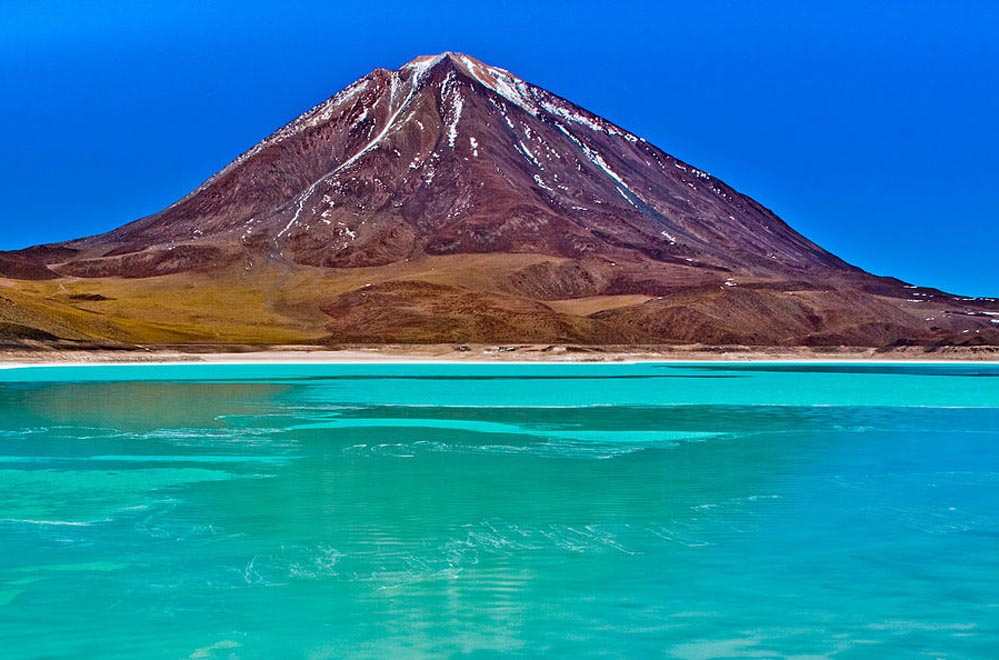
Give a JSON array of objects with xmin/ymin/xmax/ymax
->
[
  {"xmin": 63, "ymin": 51, "xmax": 847, "ymax": 275},
  {"xmin": 2, "ymin": 53, "xmax": 997, "ymax": 347}
]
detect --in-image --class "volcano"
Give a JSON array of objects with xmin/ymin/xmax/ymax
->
[{"xmin": 2, "ymin": 52, "xmax": 997, "ymax": 347}]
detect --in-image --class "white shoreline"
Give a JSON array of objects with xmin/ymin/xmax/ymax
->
[
  {"xmin": 2, "ymin": 343, "xmax": 997, "ymax": 369},
  {"xmin": 1, "ymin": 355, "xmax": 997, "ymax": 370}
]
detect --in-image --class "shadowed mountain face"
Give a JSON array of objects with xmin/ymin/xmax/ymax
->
[{"xmin": 2, "ymin": 52, "xmax": 997, "ymax": 347}]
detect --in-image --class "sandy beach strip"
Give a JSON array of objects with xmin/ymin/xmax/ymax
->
[{"xmin": 1, "ymin": 343, "xmax": 997, "ymax": 369}]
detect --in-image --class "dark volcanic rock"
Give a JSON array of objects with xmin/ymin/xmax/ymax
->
[
  {"xmin": 46, "ymin": 52, "xmax": 851, "ymax": 278},
  {"xmin": 0, "ymin": 252, "xmax": 61, "ymax": 280}
]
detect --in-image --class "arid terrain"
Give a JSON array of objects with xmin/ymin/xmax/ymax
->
[{"xmin": 2, "ymin": 52, "xmax": 997, "ymax": 351}]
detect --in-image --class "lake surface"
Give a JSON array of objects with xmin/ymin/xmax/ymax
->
[{"xmin": 1, "ymin": 362, "xmax": 997, "ymax": 659}]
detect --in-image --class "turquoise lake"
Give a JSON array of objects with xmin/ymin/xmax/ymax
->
[{"xmin": 0, "ymin": 361, "xmax": 997, "ymax": 659}]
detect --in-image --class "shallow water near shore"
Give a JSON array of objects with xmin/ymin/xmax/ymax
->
[{"xmin": 1, "ymin": 362, "xmax": 997, "ymax": 659}]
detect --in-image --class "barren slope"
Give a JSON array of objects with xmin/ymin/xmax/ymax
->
[{"xmin": 1, "ymin": 52, "xmax": 996, "ymax": 347}]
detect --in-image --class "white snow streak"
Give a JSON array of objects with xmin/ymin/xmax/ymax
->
[
  {"xmin": 516, "ymin": 141, "xmax": 542, "ymax": 168},
  {"xmin": 533, "ymin": 174, "xmax": 555, "ymax": 193},
  {"xmin": 442, "ymin": 73, "xmax": 464, "ymax": 148},
  {"xmin": 556, "ymin": 122, "xmax": 637, "ymax": 198},
  {"xmin": 278, "ymin": 63, "xmax": 437, "ymax": 238}
]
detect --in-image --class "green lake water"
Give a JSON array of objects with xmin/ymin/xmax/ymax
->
[{"xmin": 0, "ymin": 362, "xmax": 997, "ymax": 658}]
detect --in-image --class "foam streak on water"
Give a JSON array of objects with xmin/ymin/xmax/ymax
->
[{"xmin": 0, "ymin": 362, "xmax": 997, "ymax": 659}]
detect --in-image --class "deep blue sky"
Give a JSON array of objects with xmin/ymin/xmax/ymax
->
[{"xmin": 2, "ymin": 1, "xmax": 997, "ymax": 296}]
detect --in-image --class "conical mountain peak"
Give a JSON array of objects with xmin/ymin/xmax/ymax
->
[
  {"xmin": 399, "ymin": 52, "xmax": 534, "ymax": 110},
  {"xmin": 401, "ymin": 51, "xmax": 512, "ymax": 78},
  {"xmin": 6, "ymin": 53, "xmax": 995, "ymax": 347},
  {"xmin": 55, "ymin": 51, "xmax": 849, "ymax": 275}
]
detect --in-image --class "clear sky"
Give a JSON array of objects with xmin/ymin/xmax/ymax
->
[{"xmin": 2, "ymin": 0, "xmax": 996, "ymax": 296}]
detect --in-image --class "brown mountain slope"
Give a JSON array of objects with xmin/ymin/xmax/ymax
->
[{"xmin": 1, "ymin": 52, "xmax": 997, "ymax": 347}]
